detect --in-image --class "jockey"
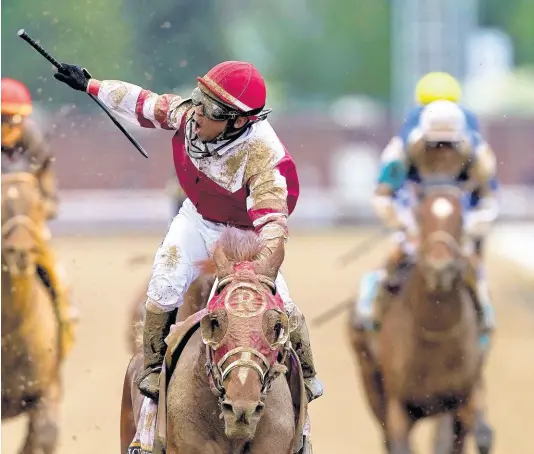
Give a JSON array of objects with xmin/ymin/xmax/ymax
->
[
  {"xmin": 355, "ymin": 94, "xmax": 498, "ymax": 347},
  {"xmin": 401, "ymin": 72, "xmax": 499, "ymax": 256},
  {"xmin": 1, "ymin": 77, "xmax": 77, "ymax": 359},
  {"xmin": 53, "ymin": 61, "xmax": 323, "ymax": 403}
]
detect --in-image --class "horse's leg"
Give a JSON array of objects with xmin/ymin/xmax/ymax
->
[
  {"xmin": 451, "ymin": 398, "xmax": 477, "ymax": 454},
  {"xmin": 347, "ymin": 325, "xmax": 386, "ymax": 424},
  {"xmin": 348, "ymin": 327, "xmax": 389, "ymax": 452},
  {"xmin": 20, "ymin": 379, "xmax": 61, "ymax": 454},
  {"xmin": 385, "ymin": 399, "xmax": 413, "ymax": 454},
  {"xmin": 473, "ymin": 378, "xmax": 494, "ymax": 454},
  {"xmin": 120, "ymin": 363, "xmax": 136, "ymax": 453}
]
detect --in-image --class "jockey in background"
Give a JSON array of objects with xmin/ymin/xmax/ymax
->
[
  {"xmin": 354, "ymin": 72, "xmax": 498, "ymax": 349},
  {"xmin": 1, "ymin": 77, "xmax": 77, "ymax": 359},
  {"xmin": 401, "ymin": 72, "xmax": 499, "ymax": 255}
]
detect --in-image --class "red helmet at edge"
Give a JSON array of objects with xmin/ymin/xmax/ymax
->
[
  {"xmin": 1, "ymin": 78, "xmax": 33, "ymax": 116},
  {"xmin": 197, "ymin": 61, "xmax": 267, "ymax": 115}
]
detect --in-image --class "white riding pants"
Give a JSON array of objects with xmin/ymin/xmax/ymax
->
[{"xmin": 147, "ymin": 199, "xmax": 294, "ymax": 314}]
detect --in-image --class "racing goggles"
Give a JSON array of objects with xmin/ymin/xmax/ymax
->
[
  {"xmin": 1, "ymin": 114, "xmax": 23, "ymax": 126},
  {"xmin": 191, "ymin": 87, "xmax": 240, "ymax": 121},
  {"xmin": 424, "ymin": 141, "xmax": 463, "ymax": 151}
]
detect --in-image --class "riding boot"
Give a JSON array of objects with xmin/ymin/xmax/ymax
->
[
  {"xmin": 136, "ymin": 306, "xmax": 177, "ymax": 401},
  {"xmin": 300, "ymin": 435, "xmax": 313, "ymax": 454},
  {"xmin": 474, "ymin": 268, "xmax": 495, "ymax": 349},
  {"xmin": 354, "ymin": 245, "xmax": 406, "ymax": 332},
  {"xmin": 290, "ymin": 314, "xmax": 323, "ymax": 403},
  {"xmin": 354, "ymin": 269, "xmax": 386, "ymax": 331}
]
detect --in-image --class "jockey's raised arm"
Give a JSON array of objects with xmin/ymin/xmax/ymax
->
[{"xmin": 86, "ymin": 79, "xmax": 191, "ymax": 130}]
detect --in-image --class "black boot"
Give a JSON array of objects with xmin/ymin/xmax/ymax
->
[{"xmin": 136, "ymin": 307, "xmax": 177, "ymax": 400}]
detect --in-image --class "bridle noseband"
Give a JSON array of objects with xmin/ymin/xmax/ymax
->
[{"xmin": 203, "ymin": 273, "xmax": 290, "ymax": 406}]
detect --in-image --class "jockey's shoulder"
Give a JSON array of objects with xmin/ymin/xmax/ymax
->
[
  {"xmin": 21, "ymin": 119, "xmax": 49, "ymax": 147},
  {"xmin": 458, "ymin": 105, "xmax": 481, "ymax": 132},
  {"xmin": 241, "ymin": 121, "xmax": 290, "ymax": 180},
  {"xmin": 20, "ymin": 120, "xmax": 54, "ymax": 171},
  {"xmin": 381, "ymin": 136, "xmax": 406, "ymax": 163}
]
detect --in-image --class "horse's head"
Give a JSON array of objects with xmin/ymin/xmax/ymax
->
[
  {"xmin": 199, "ymin": 228, "xmax": 290, "ymax": 440},
  {"xmin": 415, "ymin": 184, "xmax": 465, "ymax": 291},
  {"xmin": 1, "ymin": 173, "xmax": 45, "ymax": 277}
]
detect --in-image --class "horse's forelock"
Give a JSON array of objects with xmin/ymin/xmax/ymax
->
[
  {"xmin": 195, "ymin": 227, "xmax": 264, "ymax": 276},
  {"xmin": 218, "ymin": 228, "xmax": 264, "ymax": 263}
]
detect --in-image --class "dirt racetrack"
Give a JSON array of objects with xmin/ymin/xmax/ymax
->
[{"xmin": 2, "ymin": 228, "xmax": 533, "ymax": 453}]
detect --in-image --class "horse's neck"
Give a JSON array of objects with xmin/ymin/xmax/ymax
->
[
  {"xmin": 1, "ymin": 267, "xmax": 39, "ymax": 328},
  {"xmin": 406, "ymin": 266, "xmax": 466, "ymax": 333},
  {"xmin": 194, "ymin": 340, "xmax": 211, "ymax": 387},
  {"xmin": 178, "ymin": 274, "xmax": 213, "ymax": 322}
]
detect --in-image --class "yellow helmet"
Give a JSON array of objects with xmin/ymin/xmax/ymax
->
[{"xmin": 414, "ymin": 72, "xmax": 462, "ymax": 105}]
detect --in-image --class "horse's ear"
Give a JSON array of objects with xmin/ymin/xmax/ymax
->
[
  {"xmin": 262, "ymin": 239, "xmax": 285, "ymax": 280},
  {"xmin": 213, "ymin": 243, "xmax": 232, "ymax": 278}
]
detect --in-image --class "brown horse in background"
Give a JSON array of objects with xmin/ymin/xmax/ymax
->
[
  {"xmin": 1, "ymin": 173, "xmax": 63, "ymax": 454},
  {"xmin": 121, "ymin": 228, "xmax": 305, "ymax": 454},
  {"xmin": 349, "ymin": 184, "xmax": 485, "ymax": 454}
]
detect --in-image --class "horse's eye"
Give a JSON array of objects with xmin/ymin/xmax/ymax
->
[{"xmin": 275, "ymin": 321, "xmax": 282, "ymax": 337}]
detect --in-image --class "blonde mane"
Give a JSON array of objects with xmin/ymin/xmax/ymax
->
[{"xmin": 197, "ymin": 227, "xmax": 264, "ymax": 275}]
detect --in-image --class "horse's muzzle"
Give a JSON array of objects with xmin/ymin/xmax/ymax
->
[
  {"xmin": 221, "ymin": 398, "xmax": 265, "ymax": 438},
  {"xmin": 3, "ymin": 249, "xmax": 36, "ymax": 277},
  {"xmin": 423, "ymin": 257, "xmax": 459, "ymax": 291}
]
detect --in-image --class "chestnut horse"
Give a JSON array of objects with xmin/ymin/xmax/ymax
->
[
  {"xmin": 121, "ymin": 228, "xmax": 304, "ymax": 454},
  {"xmin": 1, "ymin": 173, "xmax": 63, "ymax": 454},
  {"xmin": 349, "ymin": 184, "xmax": 485, "ymax": 454}
]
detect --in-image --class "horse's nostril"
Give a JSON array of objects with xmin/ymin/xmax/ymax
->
[
  {"xmin": 221, "ymin": 402, "xmax": 233, "ymax": 413},
  {"xmin": 255, "ymin": 403, "xmax": 264, "ymax": 414}
]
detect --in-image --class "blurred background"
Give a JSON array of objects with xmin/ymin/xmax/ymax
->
[
  {"xmin": 2, "ymin": 0, "xmax": 534, "ymax": 230},
  {"xmin": 2, "ymin": 1, "xmax": 533, "ymax": 453}
]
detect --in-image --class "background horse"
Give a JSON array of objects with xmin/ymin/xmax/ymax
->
[
  {"xmin": 121, "ymin": 228, "xmax": 302, "ymax": 454},
  {"xmin": 349, "ymin": 184, "xmax": 484, "ymax": 454},
  {"xmin": 1, "ymin": 173, "xmax": 63, "ymax": 454}
]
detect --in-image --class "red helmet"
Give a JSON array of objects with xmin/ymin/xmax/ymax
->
[
  {"xmin": 1, "ymin": 78, "xmax": 33, "ymax": 116},
  {"xmin": 197, "ymin": 61, "xmax": 266, "ymax": 114}
]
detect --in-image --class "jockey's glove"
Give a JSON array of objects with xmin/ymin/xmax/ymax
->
[
  {"xmin": 54, "ymin": 64, "xmax": 92, "ymax": 92},
  {"xmin": 372, "ymin": 195, "xmax": 403, "ymax": 230},
  {"xmin": 464, "ymin": 197, "xmax": 498, "ymax": 238}
]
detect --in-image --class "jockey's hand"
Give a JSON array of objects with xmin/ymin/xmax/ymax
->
[{"xmin": 53, "ymin": 64, "xmax": 92, "ymax": 92}]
